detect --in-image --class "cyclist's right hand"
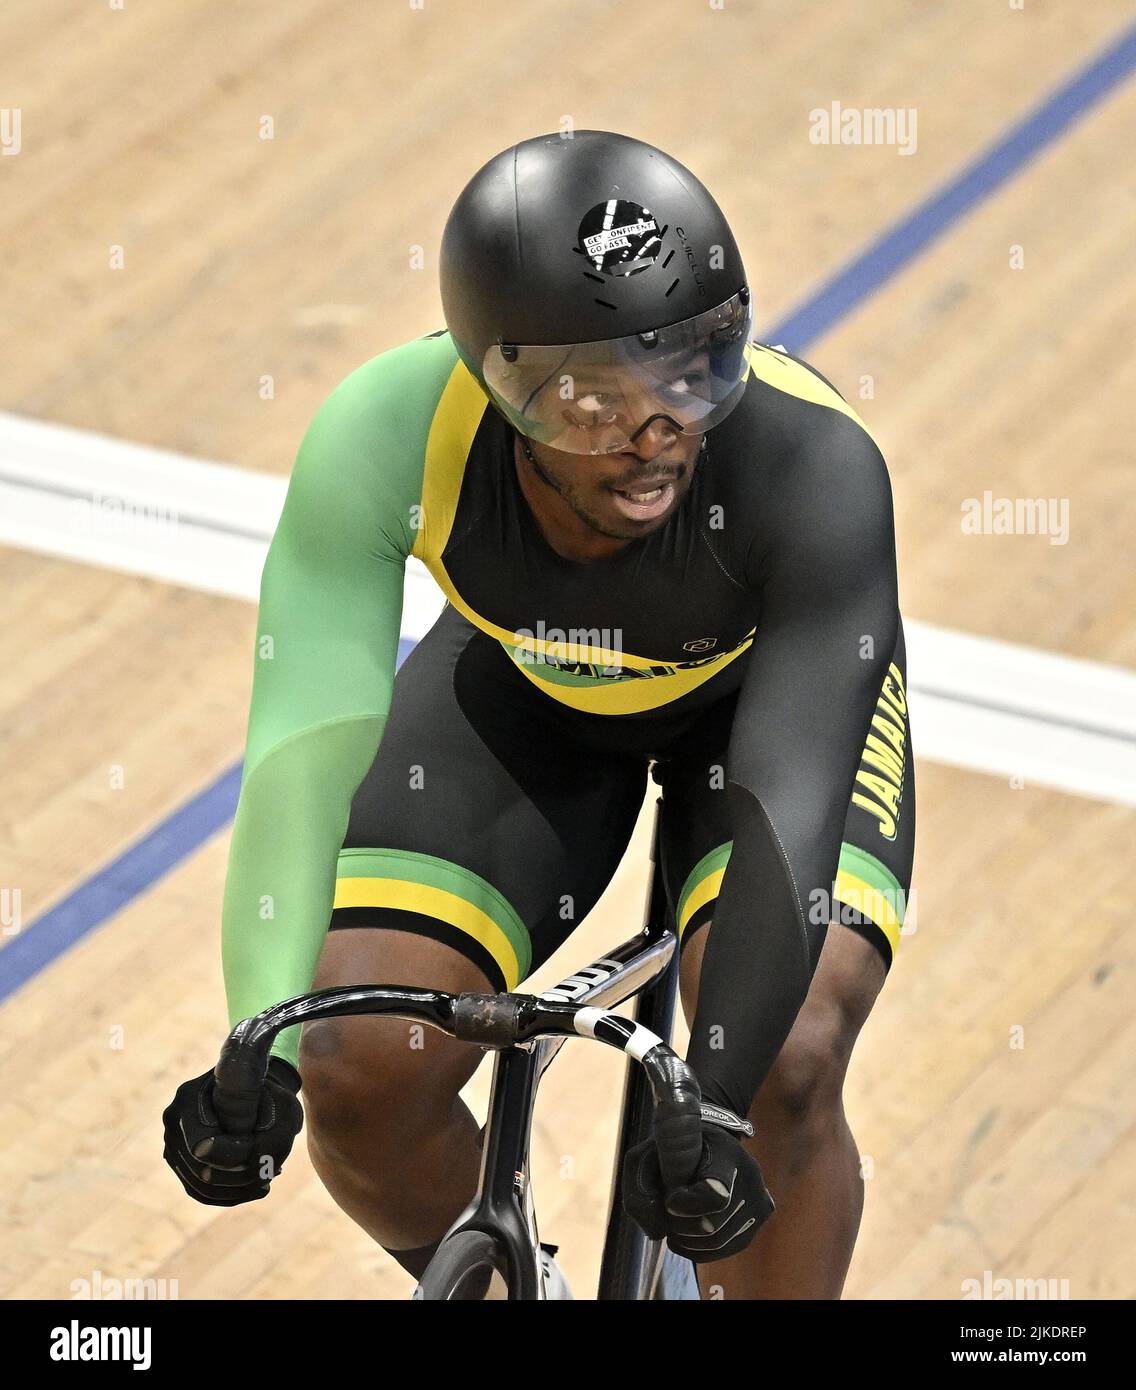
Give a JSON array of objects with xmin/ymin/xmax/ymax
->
[{"xmin": 162, "ymin": 1057, "xmax": 303, "ymax": 1207}]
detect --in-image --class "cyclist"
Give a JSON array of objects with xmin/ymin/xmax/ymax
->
[{"xmin": 164, "ymin": 130, "xmax": 915, "ymax": 1299}]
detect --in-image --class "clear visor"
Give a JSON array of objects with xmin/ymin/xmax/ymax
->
[{"xmin": 481, "ymin": 292, "xmax": 753, "ymax": 455}]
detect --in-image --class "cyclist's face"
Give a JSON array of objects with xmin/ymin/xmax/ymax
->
[
  {"xmin": 556, "ymin": 347, "xmax": 716, "ymax": 445},
  {"xmin": 523, "ymin": 414, "xmax": 702, "ymax": 541}
]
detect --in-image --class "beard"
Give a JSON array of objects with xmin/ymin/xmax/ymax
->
[{"xmin": 524, "ymin": 441, "xmax": 693, "ymax": 539}]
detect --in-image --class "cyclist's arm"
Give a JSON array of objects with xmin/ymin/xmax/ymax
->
[
  {"xmin": 221, "ymin": 339, "xmax": 449, "ymax": 1069},
  {"xmin": 685, "ymin": 415, "xmax": 899, "ymax": 1117}
]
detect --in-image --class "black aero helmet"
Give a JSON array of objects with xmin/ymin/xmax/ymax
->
[{"xmin": 440, "ymin": 130, "xmax": 753, "ymax": 454}]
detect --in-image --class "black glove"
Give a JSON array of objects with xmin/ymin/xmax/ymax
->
[
  {"xmin": 162, "ymin": 1056, "xmax": 303, "ymax": 1207},
  {"xmin": 623, "ymin": 1100, "xmax": 774, "ymax": 1263}
]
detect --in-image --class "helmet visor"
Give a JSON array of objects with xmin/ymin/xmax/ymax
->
[{"xmin": 481, "ymin": 292, "xmax": 753, "ymax": 454}]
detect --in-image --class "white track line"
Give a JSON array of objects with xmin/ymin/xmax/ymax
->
[
  {"xmin": 0, "ymin": 411, "xmax": 444, "ymax": 629},
  {"xmin": 3, "ymin": 411, "xmax": 1134, "ymax": 807}
]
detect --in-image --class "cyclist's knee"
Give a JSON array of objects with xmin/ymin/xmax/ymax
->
[
  {"xmin": 755, "ymin": 1005, "xmax": 852, "ymax": 1132},
  {"xmin": 299, "ymin": 925, "xmax": 492, "ymax": 1161},
  {"xmin": 751, "ymin": 925, "xmax": 884, "ymax": 1141},
  {"xmin": 299, "ymin": 1016, "xmax": 472, "ymax": 1158}
]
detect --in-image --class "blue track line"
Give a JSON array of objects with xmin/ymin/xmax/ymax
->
[
  {"xmin": 0, "ymin": 638, "xmax": 416, "ymax": 1001},
  {"xmin": 3, "ymin": 21, "xmax": 1135, "ymax": 1003},
  {"xmin": 0, "ymin": 765, "xmax": 244, "ymax": 1000},
  {"xmin": 769, "ymin": 18, "xmax": 1136, "ymax": 352}
]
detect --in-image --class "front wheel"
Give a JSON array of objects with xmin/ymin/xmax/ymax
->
[{"xmin": 413, "ymin": 1230, "xmax": 511, "ymax": 1301}]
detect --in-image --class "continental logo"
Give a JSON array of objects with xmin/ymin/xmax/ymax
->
[{"xmin": 852, "ymin": 662, "xmax": 908, "ymax": 841}]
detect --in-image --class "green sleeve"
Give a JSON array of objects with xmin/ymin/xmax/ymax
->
[{"xmin": 221, "ymin": 333, "xmax": 455, "ymax": 1068}]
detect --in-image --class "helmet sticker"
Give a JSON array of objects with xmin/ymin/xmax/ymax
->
[{"xmin": 577, "ymin": 199, "xmax": 662, "ymax": 277}]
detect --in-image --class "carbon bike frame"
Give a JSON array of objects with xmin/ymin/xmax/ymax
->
[{"xmin": 438, "ymin": 791, "xmax": 679, "ymax": 1300}]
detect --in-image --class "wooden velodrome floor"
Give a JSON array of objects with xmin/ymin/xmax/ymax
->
[{"xmin": 2, "ymin": 1, "xmax": 1134, "ymax": 1299}]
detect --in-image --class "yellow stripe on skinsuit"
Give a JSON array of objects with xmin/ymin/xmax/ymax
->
[
  {"xmin": 678, "ymin": 866, "xmax": 727, "ymax": 940},
  {"xmin": 680, "ymin": 861, "xmax": 903, "ymax": 960},
  {"xmin": 411, "ymin": 358, "xmax": 486, "ymax": 568},
  {"xmin": 413, "ymin": 360, "xmax": 717, "ymax": 675},
  {"xmin": 832, "ymin": 869, "xmax": 902, "ymax": 959},
  {"xmin": 744, "ymin": 342, "xmax": 882, "ymax": 452},
  {"xmin": 508, "ymin": 640, "xmax": 753, "ymax": 714},
  {"xmin": 334, "ymin": 876, "xmax": 522, "ymax": 989}
]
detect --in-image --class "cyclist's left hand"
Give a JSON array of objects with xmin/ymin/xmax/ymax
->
[{"xmin": 623, "ymin": 1108, "xmax": 774, "ymax": 1263}]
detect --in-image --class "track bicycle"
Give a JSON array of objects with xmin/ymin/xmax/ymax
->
[{"xmin": 212, "ymin": 772, "xmax": 742, "ymax": 1299}]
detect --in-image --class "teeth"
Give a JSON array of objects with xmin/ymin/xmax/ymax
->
[{"xmin": 623, "ymin": 486, "xmax": 664, "ymax": 502}]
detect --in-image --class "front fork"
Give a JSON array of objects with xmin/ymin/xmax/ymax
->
[{"xmin": 441, "ymin": 1042, "xmax": 546, "ymax": 1299}]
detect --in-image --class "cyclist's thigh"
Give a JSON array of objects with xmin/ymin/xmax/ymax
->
[
  {"xmin": 329, "ymin": 604, "xmax": 648, "ymax": 994},
  {"xmin": 655, "ymin": 694, "xmax": 736, "ymax": 958},
  {"xmin": 830, "ymin": 618, "xmax": 915, "ymax": 971},
  {"xmin": 659, "ymin": 619, "xmax": 915, "ymax": 990}
]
